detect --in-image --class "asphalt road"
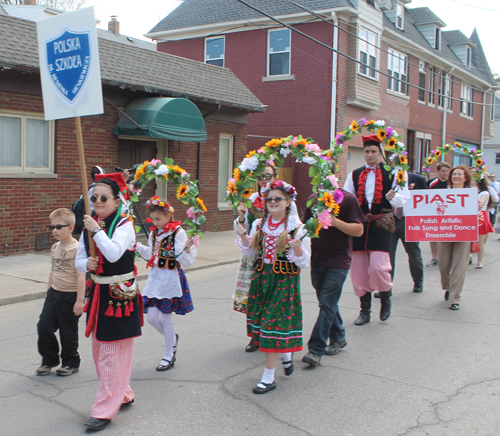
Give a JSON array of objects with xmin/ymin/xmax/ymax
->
[{"xmin": 1, "ymin": 241, "xmax": 500, "ymax": 435}]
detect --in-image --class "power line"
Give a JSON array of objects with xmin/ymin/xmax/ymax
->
[{"xmin": 234, "ymin": 0, "xmax": 495, "ymax": 107}]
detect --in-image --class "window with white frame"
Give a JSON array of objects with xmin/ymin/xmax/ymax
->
[
  {"xmin": 359, "ymin": 28, "xmax": 377, "ymax": 79},
  {"xmin": 218, "ymin": 134, "xmax": 234, "ymax": 206},
  {"xmin": 495, "ymin": 153, "xmax": 500, "ymax": 164},
  {"xmin": 447, "ymin": 76, "xmax": 453, "ymax": 110},
  {"xmin": 396, "ymin": 4, "xmax": 404, "ymax": 30},
  {"xmin": 205, "ymin": 36, "xmax": 225, "ymax": 67},
  {"xmin": 435, "ymin": 27, "xmax": 441, "ymax": 51},
  {"xmin": 428, "ymin": 67, "xmax": 435, "ymax": 104},
  {"xmin": 491, "ymin": 100, "xmax": 495, "ymax": 122},
  {"xmin": 366, "ymin": 0, "xmax": 375, "ymax": 7},
  {"xmin": 437, "ymin": 70, "xmax": 445, "ymax": 107},
  {"xmin": 466, "ymin": 46, "xmax": 471, "ymax": 68},
  {"xmin": 387, "ymin": 48, "xmax": 408, "ymax": 94},
  {"xmin": 268, "ymin": 28, "xmax": 290, "ymax": 76},
  {"xmin": 418, "ymin": 69, "xmax": 426, "ymax": 101},
  {"xmin": 461, "ymin": 84, "xmax": 473, "ymax": 117},
  {"xmin": 0, "ymin": 113, "xmax": 54, "ymax": 173}
]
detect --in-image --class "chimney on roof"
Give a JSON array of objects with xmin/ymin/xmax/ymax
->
[
  {"xmin": 24, "ymin": 0, "xmax": 37, "ymax": 5},
  {"xmin": 108, "ymin": 16, "xmax": 119, "ymax": 34}
]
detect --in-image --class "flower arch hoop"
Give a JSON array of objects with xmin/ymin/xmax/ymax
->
[
  {"xmin": 335, "ymin": 118, "xmax": 410, "ymax": 187},
  {"xmin": 226, "ymin": 135, "xmax": 345, "ymax": 238},
  {"xmin": 129, "ymin": 158, "xmax": 206, "ymax": 238},
  {"xmin": 421, "ymin": 142, "xmax": 486, "ymax": 182}
]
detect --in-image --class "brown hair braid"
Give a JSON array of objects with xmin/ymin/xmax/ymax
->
[
  {"xmin": 276, "ymin": 203, "xmax": 291, "ymax": 254},
  {"xmin": 250, "ymin": 206, "xmax": 269, "ymax": 251}
]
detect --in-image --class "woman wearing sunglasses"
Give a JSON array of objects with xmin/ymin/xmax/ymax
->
[
  {"xmin": 232, "ymin": 165, "xmax": 298, "ymax": 353},
  {"xmin": 235, "ymin": 181, "xmax": 310, "ymax": 394}
]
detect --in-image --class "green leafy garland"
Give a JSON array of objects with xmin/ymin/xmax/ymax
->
[{"xmin": 129, "ymin": 158, "xmax": 206, "ymax": 239}]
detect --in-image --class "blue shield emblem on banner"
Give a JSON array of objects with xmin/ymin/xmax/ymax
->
[{"xmin": 46, "ymin": 30, "xmax": 91, "ymax": 104}]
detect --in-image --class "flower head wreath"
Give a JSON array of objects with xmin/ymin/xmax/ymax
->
[
  {"xmin": 260, "ymin": 180, "xmax": 297, "ymax": 201},
  {"xmin": 145, "ymin": 195, "xmax": 174, "ymax": 213}
]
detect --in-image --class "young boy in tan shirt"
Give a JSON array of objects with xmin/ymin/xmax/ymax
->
[{"xmin": 36, "ymin": 208, "xmax": 85, "ymax": 376}]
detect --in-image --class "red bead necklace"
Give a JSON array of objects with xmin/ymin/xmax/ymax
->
[{"xmin": 267, "ymin": 216, "xmax": 285, "ymax": 231}]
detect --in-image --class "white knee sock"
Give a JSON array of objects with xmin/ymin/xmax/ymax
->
[
  {"xmin": 259, "ymin": 367, "xmax": 275, "ymax": 386},
  {"xmin": 159, "ymin": 312, "xmax": 175, "ymax": 361},
  {"xmin": 147, "ymin": 307, "xmax": 164, "ymax": 334},
  {"xmin": 281, "ymin": 352, "xmax": 292, "ymax": 367}
]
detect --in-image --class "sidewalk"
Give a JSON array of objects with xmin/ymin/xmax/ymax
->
[{"xmin": 0, "ymin": 230, "xmax": 240, "ymax": 306}]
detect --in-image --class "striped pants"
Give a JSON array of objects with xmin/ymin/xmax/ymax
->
[{"xmin": 91, "ymin": 334, "xmax": 135, "ymax": 419}]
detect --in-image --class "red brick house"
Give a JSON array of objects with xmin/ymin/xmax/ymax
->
[
  {"xmin": 0, "ymin": 13, "xmax": 264, "ymax": 256},
  {"xmin": 147, "ymin": 0, "xmax": 497, "ymax": 211}
]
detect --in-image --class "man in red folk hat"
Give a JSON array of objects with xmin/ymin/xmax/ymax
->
[
  {"xmin": 343, "ymin": 135, "xmax": 410, "ymax": 325},
  {"xmin": 75, "ymin": 172, "xmax": 143, "ymax": 431}
]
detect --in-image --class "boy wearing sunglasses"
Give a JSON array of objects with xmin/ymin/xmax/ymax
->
[{"xmin": 36, "ymin": 208, "xmax": 85, "ymax": 377}]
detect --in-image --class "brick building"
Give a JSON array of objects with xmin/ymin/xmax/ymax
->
[
  {"xmin": 147, "ymin": 0, "xmax": 497, "ymax": 212},
  {"xmin": 0, "ymin": 13, "xmax": 264, "ymax": 256}
]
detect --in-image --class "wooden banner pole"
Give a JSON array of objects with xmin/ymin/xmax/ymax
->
[{"xmin": 75, "ymin": 116, "xmax": 96, "ymax": 258}]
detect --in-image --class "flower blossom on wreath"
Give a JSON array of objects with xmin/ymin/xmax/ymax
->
[
  {"xmin": 359, "ymin": 118, "xmax": 367, "ymax": 126},
  {"xmin": 333, "ymin": 189, "xmax": 344, "ymax": 204},
  {"xmin": 374, "ymin": 120, "xmax": 385, "ymax": 126},
  {"xmin": 239, "ymin": 155, "xmax": 259, "ymax": 172},
  {"xmin": 302, "ymin": 156, "xmax": 316, "ymax": 165},
  {"xmin": 386, "ymin": 126, "xmax": 393, "ymax": 137},
  {"xmin": 389, "ymin": 153, "xmax": 399, "ymax": 161},
  {"xmin": 192, "ymin": 234, "xmax": 201, "ymax": 247},
  {"xmin": 186, "ymin": 207, "xmax": 203, "ymax": 224},
  {"xmin": 305, "ymin": 143, "xmax": 321, "ymax": 153},
  {"xmin": 150, "ymin": 158, "xmax": 161, "ymax": 166},
  {"xmin": 326, "ymin": 174, "xmax": 339, "ymax": 188},
  {"xmin": 181, "ymin": 171, "xmax": 188, "ymax": 176},
  {"xmin": 280, "ymin": 146, "xmax": 291, "ymax": 158},
  {"xmin": 318, "ymin": 209, "xmax": 333, "ymax": 229},
  {"xmin": 266, "ymin": 155, "xmax": 275, "ymax": 165},
  {"xmin": 470, "ymin": 147, "xmax": 477, "ymax": 154},
  {"xmin": 154, "ymin": 164, "xmax": 169, "ymax": 176},
  {"xmin": 129, "ymin": 183, "xmax": 142, "ymax": 194}
]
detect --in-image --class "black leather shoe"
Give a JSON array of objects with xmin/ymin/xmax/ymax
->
[
  {"xmin": 84, "ymin": 417, "xmax": 111, "ymax": 431},
  {"xmin": 302, "ymin": 352, "xmax": 321, "ymax": 366},
  {"xmin": 245, "ymin": 338, "xmax": 258, "ymax": 352},
  {"xmin": 413, "ymin": 286, "xmax": 423, "ymax": 293},
  {"xmin": 354, "ymin": 312, "xmax": 370, "ymax": 326},
  {"xmin": 252, "ymin": 380, "xmax": 276, "ymax": 394},
  {"xmin": 283, "ymin": 356, "xmax": 294, "ymax": 376},
  {"xmin": 120, "ymin": 399, "xmax": 134, "ymax": 409},
  {"xmin": 325, "ymin": 338, "xmax": 347, "ymax": 355},
  {"xmin": 156, "ymin": 357, "xmax": 175, "ymax": 371},
  {"xmin": 444, "ymin": 291, "xmax": 449, "ymax": 301},
  {"xmin": 374, "ymin": 292, "xmax": 380, "ymax": 298},
  {"xmin": 380, "ymin": 300, "xmax": 391, "ymax": 321},
  {"xmin": 450, "ymin": 304, "xmax": 460, "ymax": 310}
]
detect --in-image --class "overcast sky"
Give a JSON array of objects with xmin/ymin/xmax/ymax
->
[{"xmin": 85, "ymin": 0, "xmax": 500, "ymax": 75}]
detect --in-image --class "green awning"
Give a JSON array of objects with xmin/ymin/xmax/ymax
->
[{"xmin": 113, "ymin": 97, "xmax": 207, "ymax": 142}]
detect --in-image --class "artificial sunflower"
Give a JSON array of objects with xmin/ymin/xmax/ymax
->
[
  {"xmin": 454, "ymin": 142, "xmax": 462, "ymax": 147},
  {"xmin": 434, "ymin": 150, "xmax": 442, "ymax": 158},
  {"xmin": 325, "ymin": 149, "xmax": 332, "ymax": 159},
  {"xmin": 176, "ymin": 184, "xmax": 189, "ymax": 199},
  {"xmin": 386, "ymin": 138, "xmax": 397, "ymax": 150},
  {"xmin": 196, "ymin": 197, "xmax": 208, "ymax": 212},
  {"xmin": 365, "ymin": 120, "xmax": 375, "ymax": 126},
  {"xmin": 320, "ymin": 192, "xmax": 335, "ymax": 210},
  {"xmin": 314, "ymin": 222, "xmax": 322, "ymax": 236},
  {"xmin": 265, "ymin": 138, "xmax": 283, "ymax": 148},
  {"xmin": 400, "ymin": 155, "xmax": 408, "ymax": 165},
  {"xmin": 350, "ymin": 120, "xmax": 360, "ymax": 132},
  {"xmin": 246, "ymin": 150, "xmax": 257, "ymax": 158},
  {"xmin": 233, "ymin": 168, "xmax": 241, "ymax": 182},
  {"xmin": 170, "ymin": 165, "xmax": 185, "ymax": 174},
  {"xmin": 242, "ymin": 188, "xmax": 253, "ymax": 199},
  {"xmin": 377, "ymin": 129, "xmax": 386, "ymax": 141},
  {"xmin": 295, "ymin": 139, "xmax": 308, "ymax": 147},
  {"xmin": 227, "ymin": 181, "xmax": 237, "ymax": 195},
  {"xmin": 331, "ymin": 202, "xmax": 340, "ymax": 215},
  {"xmin": 426, "ymin": 157, "xmax": 435, "ymax": 165},
  {"xmin": 475, "ymin": 158, "xmax": 483, "ymax": 166},
  {"xmin": 396, "ymin": 170, "xmax": 405, "ymax": 183}
]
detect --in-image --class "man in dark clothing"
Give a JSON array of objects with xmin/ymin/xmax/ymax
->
[{"xmin": 301, "ymin": 189, "xmax": 364, "ymax": 367}]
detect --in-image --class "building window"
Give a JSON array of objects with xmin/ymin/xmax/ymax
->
[
  {"xmin": 491, "ymin": 101, "xmax": 495, "ymax": 122},
  {"xmin": 416, "ymin": 138, "xmax": 430, "ymax": 173},
  {"xmin": 461, "ymin": 84, "xmax": 473, "ymax": 117},
  {"xmin": 366, "ymin": 0, "xmax": 375, "ymax": 7},
  {"xmin": 396, "ymin": 4, "xmax": 404, "ymax": 30},
  {"xmin": 437, "ymin": 71, "xmax": 445, "ymax": 107},
  {"xmin": 435, "ymin": 27, "xmax": 441, "ymax": 51},
  {"xmin": 218, "ymin": 134, "xmax": 234, "ymax": 206},
  {"xmin": 0, "ymin": 113, "xmax": 54, "ymax": 174},
  {"xmin": 205, "ymin": 36, "xmax": 225, "ymax": 67},
  {"xmin": 418, "ymin": 70, "xmax": 426, "ymax": 101},
  {"xmin": 359, "ymin": 27, "xmax": 377, "ymax": 79},
  {"xmin": 268, "ymin": 28, "xmax": 290, "ymax": 76},
  {"xmin": 428, "ymin": 67, "xmax": 435, "ymax": 104},
  {"xmin": 447, "ymin": 76, "xmax": 453, "ymax": 110},
  {"xmin": 495, "ymin": 153, "xmax": 500, "ymax": 164},
  {"xmin": 466, "ymin": 46, "xmax": 471, "ymax": 68},
  {"xmin": 387, "ymin": 48, "xmax": 408, "ymax": 94}
]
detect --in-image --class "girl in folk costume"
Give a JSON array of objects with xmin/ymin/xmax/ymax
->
[
  {"xmin": 236, "ymin": 181, "xmax": 310, "ymax": 394},
  {"xmin": 233, "ymin": 164, "xmax": 298, "ymax": 353},
  {"xmin": 76, "ymin": 172, "xmax": 142, "ymax": 431},
  {"xmin": 136, "ymin": 196, "xmax": 196, "ymax": 371}
]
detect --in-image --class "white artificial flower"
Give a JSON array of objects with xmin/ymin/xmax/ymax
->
[
  {"xmin": 390, "ymin": 153, "xmax": 398, "ymax": 161},
  {"xmin": 154, "ymin": 164, "xmax": 169, "ymax": 176},
  {"xmin": 239, "ymin": 155, "xmax": 259, "ymax": 172},
  {"xmin": 374, "ymin": 120, "xmax": 385, "ymax": 126},
  {"xmin": 392, "ymin": 130, "xmax": 398, "ymax": 137},
  {"xmin": 302, "ymin": 156, "xmax": 316, "ymax": 165},
  {"xmin": 280, "ymin": 147, "xmax": 291, "ymax": 158}
]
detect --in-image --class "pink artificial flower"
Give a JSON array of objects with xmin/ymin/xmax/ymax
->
[
  {"xmin": 333, "ymin": 189, "xmax": 344, "ymax": 204},
  {"xmin": 129, "ymin": 183, "xmax": 142, "ymax": 194},
  {"xmin": 326, "ymin": 175, "xmax": 339, "ymax": 188},
  {"xmin": 386, "ymin": 126, "xmax": 393, "ymax": 137},
  {"xmin": 193, "ymin": 234, "xmax": 201, "ymax": 247},
  {"xmin": 181, "ymin": 171, "xmax": 188, "ymax": 176},
  {"xmin": 150, "ymin": 158, "xmax": 161, "ymax": 166},
  {"xmin": 318, "ymin": 209, "xmax": 333, "ymax": 229},
  {"xmin": 305, "ymin": 143, "xmax": 321, "ymax": 153},
  {"xmin": 186, "ymin": 207, "xmax": 196, "ymax": 219},
  {"xmin": 359, "ymin": 118, "xmax": 367, "ymax": 127}
]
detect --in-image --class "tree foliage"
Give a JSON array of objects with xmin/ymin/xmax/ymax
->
[{"xmin": 0, "ymin": 0, "xmax": 86, "ymax": 11}]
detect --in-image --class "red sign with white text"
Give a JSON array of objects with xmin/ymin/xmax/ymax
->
[{"xmin": 404, "ymin": 189, "xmax": 478, "ymax": 242}]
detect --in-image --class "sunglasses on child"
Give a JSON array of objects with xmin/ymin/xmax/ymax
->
[
  {"xmin": 49, "ymin": 224, "xmax": 70, "ymax": 230},
  {"xmin": 266, "ymin": 197, "xmax": 286, "ymax": 203},
  {"xmin": 258, "ymin": 174, "xmax": 274, "ymax": 181},
  {"xmin": 90, "ymin": 194, "xmax": 110, "ymax": 203}
]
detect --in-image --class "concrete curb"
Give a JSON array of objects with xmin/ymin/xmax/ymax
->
[{"xmin": 0, "ymin": 258, "xmax": 240, "ymax": 307}]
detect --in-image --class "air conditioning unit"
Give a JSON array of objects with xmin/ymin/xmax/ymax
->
[
  {"xmin": 378, "ymin": 0, "xmax": 393, "ymax": 11},
  {"xmin": 419, "ymin": 61, "xmax": 425, "ymax": 73}
]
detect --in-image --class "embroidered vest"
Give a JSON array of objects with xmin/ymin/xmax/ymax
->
[{"xmin": 152, "ymin": 227, "xmax": 181, "ymax": 270}]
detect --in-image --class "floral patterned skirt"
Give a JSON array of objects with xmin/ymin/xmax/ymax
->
[
  {"xmin": 246, "ymin": 263, "xmax": 303, "ymax": 353},
  {"xmin": 233, "ymin": 255, "xmax": 254, "ymax": 314},
  {"xmin": 143, "ymin": 268, "xmax": 193, "ymax": 315}
]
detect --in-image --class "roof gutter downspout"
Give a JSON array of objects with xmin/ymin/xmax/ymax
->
[
  {"xmin": 480, "ymin": 87, "xmax": 491, "ymax": 152},
  {"xmin": 330, "ymin": 12, "xmax": 338, "ymax": 156},
  {"xmin": 441, "ymin": 67, "xmax": 454, "ymax": 161}
]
